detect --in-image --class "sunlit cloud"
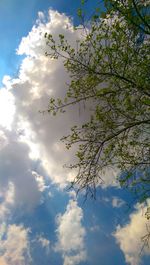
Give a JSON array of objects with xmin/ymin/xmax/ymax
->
[
  {"xmin": 0, "ymin": 87, "xmax": 15, "ymax": 130},
  {"xmin": 114, "ymin": 201, "xmax": 150, "ymax": 265},
  {"xmin": 55, "ymin": 199, "xmax": 87, "ymax": 265},
  {"xmin": 0, "ymin": 224, "xmax": 31, "ymax": 265}
]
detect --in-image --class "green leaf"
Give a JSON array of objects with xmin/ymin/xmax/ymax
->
[{"xmin": 142, "ymin": 98, "xmax": 150, "ymax": 105}]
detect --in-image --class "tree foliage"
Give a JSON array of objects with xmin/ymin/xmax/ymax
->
[
  {"xmin": 44, "ymin": 0, "xmax": 150, "ymax": 200},
  {"xmin": 106, "ymin": 0, "xmax": 150, "ymax": 35}
]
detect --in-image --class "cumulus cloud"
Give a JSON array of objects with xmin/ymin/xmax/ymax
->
[
  {"xmin": 114, "ymin": 202, "xmax": 150, "ymax": 265},
  {"xmin": 15, "ymin": 8, "xmax": 119, "ymax": 189},
  {"xmin": 0, "ymin": 11, "xmax": 88, "ymax": 253},
  {"xmin": 55, "ymin": 199, "xmax": 86, "ymax": 265},
  {"xmin": 0, "ymin": 224, "xmax": 31, "ymax": 265},
  {"xmin": 9, "ymin": 10, "xmax": 86, "ymax": 188},
  {"xmin": 0, "ymin": 8, "xmax": 118, "ymax": 220},
  {"xmin": 0, "ymin": 12, "xmax": 82, "ymax": 225},
  {"xmin": 0, "ymin": 8, "xmax": 119, "ymax": 251}
]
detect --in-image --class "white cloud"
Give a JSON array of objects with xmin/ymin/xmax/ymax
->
[
  {"xmin": 37, "ymin": 236, "xmax": 50, "ymax": 253},
  {"xmin": 0, "ymin": 224, "xmax": 31, "ymax": 265},
  {"xmin": 11, "ymin": 10, "xmax": 84, "ymax": 188},
  {"xmin": 101, "ymin": 195, "xmax": 125, "ymax": 208},
  {"xmin": 12, "ymin": 9, "xmax": 118, "ymax": 189},
  {"xmin": 89, "ymin": 225, "xmax": 100, "ymax": 232},
  {"xmin": 15, "ymin": 11, "xmax": 122, "ymax": 191},
  {"xmin": 17, "ymin": 10, "xmax": 75, "ymax": 58},
  {"xmin": 32, "ymin": 171, "xmax": 49, "ymax": 192},
  {"xmin": 0, "ymin": 130, "xmax": 8, "ymax": 150},
  {"xmin": 0, "ymin": 9, "xmax": 84, "ymax": 237},
  {"xmin": 0, "ymin": 8, "xmax": 120, "ymax": 226},
  {"xmin": 0, "ymin": 87, "xmax": 15, "ymax": 130},
  {"xmin": 0, "ymin": 182, "xmax": 15, "ymax": 221},
  {"xmin": 0, "ymin": 130, "xmax": 40, "ymax": 211},
  {"xmin": 101, "ymin": 167, "xmax": 120, "ymax": 188},
  {"xmin": 55, "ymin": 199, "xmax": 87, "ymax": 265},
  {"xmin": 114, "ymin": 202, "xmax": 150, "ymax": 265},
  {"xmin": 112, "ymin": 197, "xmax": 125, "ymax": 208}
]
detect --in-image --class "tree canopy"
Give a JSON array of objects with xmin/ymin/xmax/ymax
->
[
  {"xmin": 44, "ymin": 0, "xmax": 150, "ymax": 201},
  {"xmin": 106, "ymin": 0, "xmax": 150, "ymax": 35}
]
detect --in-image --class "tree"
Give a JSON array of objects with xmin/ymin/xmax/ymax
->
[
  {"xmin": 106, "ymin": 0, "xmax": 150, "ymax": 35},
  {"xmin": 44, "ymin": 0, "xmax": 150, "ymax": 200}
]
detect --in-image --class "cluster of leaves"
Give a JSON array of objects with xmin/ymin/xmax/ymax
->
[
  {"xmin": 106, "ymin": 0, "xmax": 150, "ymax": 35},
  {"xmin": 45, "ymin": 1, "xmax": 150, "ymax": 199}
]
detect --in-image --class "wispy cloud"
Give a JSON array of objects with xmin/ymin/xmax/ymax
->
[
  {"xmin": 37, "ymin": 235, "xmax": 50, "ymax": 253},
  {"xmin": 111, "ymin": 197, "xmax": 125, "ymax": 208}
]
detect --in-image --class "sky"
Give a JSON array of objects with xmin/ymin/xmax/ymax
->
[{"xmin": 0, "ymin": 1, "xmax": 150, "ymax": 265}]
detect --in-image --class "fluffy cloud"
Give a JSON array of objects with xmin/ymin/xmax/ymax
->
[
  {"xmin": 0, "ymin": 14, "xmax": 88, "ymax": 264},
  {"xmin": 0, "ymin": 11, "xmax": 119, "ymax": 263},
  {"xmin": 0, "ymin": 224, "xmax": 31, "ymax": 265},
  {"xmin": 0, "ymin": 87, "xmax": 15, "ymax": 130},
  {"xmin": 10, "ymin": 10, "xmax": 86, "ymax": 188},
  {"xmin": 0, "ymin": 11, "xmax": 82, "ymax": 225},
  {"xmin": 114, "ymin": 202, "xmax": 150, "ymax": 265},
  {"xmin": 55, "ymin": 199, "xmax": 86, "ymax": 265},
  {"xmin": 0, "ymin": 9, "xmax": 118, "ymax": 220},
  {"xmin": 14, "ymin": 9, "xmax": 119, "ymax": 189}
]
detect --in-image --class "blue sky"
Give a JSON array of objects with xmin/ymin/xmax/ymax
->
[{"xmin": 0, "ymin": 1, "xmax": 149, "ymax": 265}]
